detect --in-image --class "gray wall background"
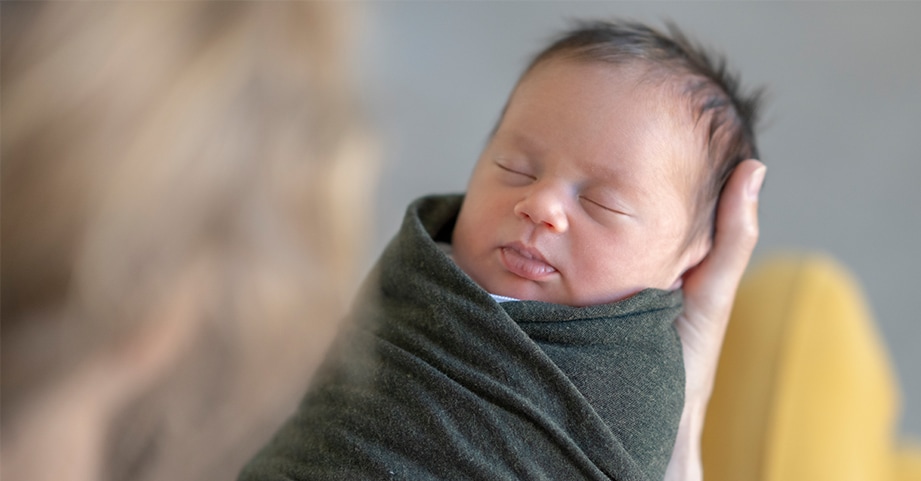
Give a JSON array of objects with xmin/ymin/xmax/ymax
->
[{"xmin": 354, "ymin": 2, "xmax": 921, "ymax": 438}]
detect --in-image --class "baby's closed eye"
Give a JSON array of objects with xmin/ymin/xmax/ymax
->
[
  {"xmin": 579, "ymin": 195, "xmax": 632, "ymax": 217},
  {"xmin": 494, "ymin": 160, "xmax": 536, "ymax": 183}
]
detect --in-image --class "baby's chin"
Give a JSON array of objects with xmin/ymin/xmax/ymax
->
[
  {"xmin": 487, "ymin": 280, "xmax": 631, "ymax": 307},
  {"xmin": 531, "ymin": 285, "xmax": 651, "ymax": 307},
  {"xmin": 478, "ymin": 277, "xmax": 561, "ymax": 304}
]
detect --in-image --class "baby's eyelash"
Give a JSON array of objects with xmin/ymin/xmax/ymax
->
[
  {"xmin": 494, "ymin": 161, "xmax": 535, "ymax": 179},
  {"xmin": 580, "ymin": 196, "xmax": 629, "ymax": 216}
]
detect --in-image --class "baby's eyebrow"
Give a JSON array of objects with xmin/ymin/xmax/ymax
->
[
  {"xmin": 584, "ymin": 159, "xmax": 620, "ymax": 182},
  {"xmin": 506, "ymin": 130, "xmax": 547, "ymax": 157},
  {"xmin": 585, "ymin": 163, "xmax": 656, "ymax": 205}
]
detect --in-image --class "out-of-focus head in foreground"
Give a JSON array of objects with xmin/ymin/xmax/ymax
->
[{"xmin": 1, "ymin": 3, "xmax": 375, "ymax": 480}]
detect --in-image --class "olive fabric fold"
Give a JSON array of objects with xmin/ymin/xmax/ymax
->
[{"xmin": 240, "ymin": 195, "xmax": 685, "ymax": 481}]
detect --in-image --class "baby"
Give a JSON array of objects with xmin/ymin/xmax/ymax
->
[
  {"xmin": 453, "ymin": 21, "xmax": 760, "ymax": 308},
  {"xmin": 242, "ymin": 19, "xmax": 761, "ymax": 481}
]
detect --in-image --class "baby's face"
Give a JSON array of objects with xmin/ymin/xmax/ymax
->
[{"xmin": 452, "ymin": 59, "xmax": 710, "ymax": 307}]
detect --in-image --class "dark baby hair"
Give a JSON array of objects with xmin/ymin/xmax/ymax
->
[{"xmin": 520, "ymin": 19, "xmax": 764, "ymax": 242}]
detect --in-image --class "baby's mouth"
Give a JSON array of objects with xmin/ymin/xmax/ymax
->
[{"xmin": 499, "ymin": 243, "xmax": 557, "ymax": 281}]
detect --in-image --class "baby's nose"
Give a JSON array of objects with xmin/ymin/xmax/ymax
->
[{"xmin": 514, "ymin": 186, "xmax": 569, "ymax": 233}]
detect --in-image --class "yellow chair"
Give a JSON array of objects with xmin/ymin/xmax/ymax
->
[{"xmin": 702, "ymin": 254, "xmax": 921, "ymax": 481}]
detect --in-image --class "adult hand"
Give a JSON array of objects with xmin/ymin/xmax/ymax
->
[{"xmin": 665, "ymin": 159, "xmax": 766, "ymax": 481}]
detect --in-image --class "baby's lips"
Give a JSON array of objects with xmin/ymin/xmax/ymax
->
[
  {"xmin": 504, "ymin": 241, "xmax": 550, "ymax": 263},
  {"xmin": 500, "ymin": 243, "xmax": 557, "ymax": 281}
]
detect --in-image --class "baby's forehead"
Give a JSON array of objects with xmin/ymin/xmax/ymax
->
[
  {"xmin": 530, "ymin": 56, "xmax": 710, "ymax": 128},
  {"xmin": 515, "ymin": 57, "xmax": 713, "ymax": 184}
]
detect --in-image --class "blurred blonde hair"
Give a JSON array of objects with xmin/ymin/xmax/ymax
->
[{"xmin": 1, "ymin": 2, "xmax": 376, "ymax": 480}]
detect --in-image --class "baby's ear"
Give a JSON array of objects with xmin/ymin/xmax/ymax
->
[
  {"xmin": 672, "ymin": 240, "xmax": 710, "ymax": 291},
  {"xmin": 679, "ymin": 232, "xmax": 713, "ymax": 278}
]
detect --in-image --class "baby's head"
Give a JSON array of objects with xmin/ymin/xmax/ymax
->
[{"xmin": 452, "ymin": 20, "xmax": 762, "ymax": 306}]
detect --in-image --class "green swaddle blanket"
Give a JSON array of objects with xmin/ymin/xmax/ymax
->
[{"xmin": 240, "ymin": 195, "xmax": 685, "ymax": 481}]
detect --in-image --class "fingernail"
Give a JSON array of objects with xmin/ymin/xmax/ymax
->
[{"xmin": 746, "ymin": 166, "xmax": 766, "ymax": 201}]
